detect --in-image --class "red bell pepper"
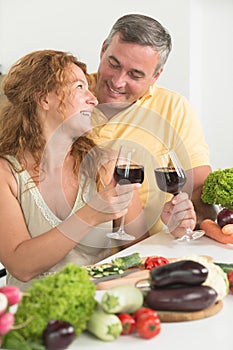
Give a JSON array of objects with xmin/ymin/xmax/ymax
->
[{"xmin": 144, "ymin": 256, "xmax": 169, "ymax": 270}]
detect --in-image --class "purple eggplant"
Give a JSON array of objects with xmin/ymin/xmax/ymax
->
[
  {"xmin": 150, "ymin": 260, "xmax": 208, "ymax": 288},
  {"xmin": 42, "ymin": 319, "xmax": 75, "ymax": 350},
  {"xmin": 145, "ymin": 285, "xmax": 217, "ymax": 311}
]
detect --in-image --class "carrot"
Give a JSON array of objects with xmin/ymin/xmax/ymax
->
[
  {"xmin": 200, "ymin": 219, "xmax": 233, "ymax": 244},
  {"xmin": 222, "ymin": 224, "xmax": 233, "ymax": 235}
]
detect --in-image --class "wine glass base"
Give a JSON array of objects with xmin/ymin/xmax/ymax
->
[
  {"xmin": 106, "ymin": 232, "xmax": 136, "ymax": 241},
  {"xmin": 175, "ymin": 230, "xmax": 205, "ymax": 242}
]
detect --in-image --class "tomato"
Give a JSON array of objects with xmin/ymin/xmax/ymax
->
[
  {"xmin": 117, "ymin": 313, "xmax": 136, "ymax": 335},
  {"xmin": 227, "ymin": 270, "xmax": 233, "ymax": 293},
  {"xmin": 133, "ymin": 307, "xmax": 158, "ymax": 322},
  {"xmin": 136, "ymin": 313, "xmax": 161, "ymax": 339},
  {"xmin": 144, "ymin": 256, "xmax": 169, "ymax": 270}
]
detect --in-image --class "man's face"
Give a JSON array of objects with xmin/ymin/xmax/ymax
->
[{"xmin": 95, "ymin": 33, "xmax": 162, "ymax": 105}]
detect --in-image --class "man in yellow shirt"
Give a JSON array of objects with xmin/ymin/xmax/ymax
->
[{"xmin": 89, "ymin": 14, "xmax": 216, "ymax": 236}]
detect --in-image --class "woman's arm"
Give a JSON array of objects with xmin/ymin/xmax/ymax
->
[{"xmin": 0, "ymin": 160, "xmax": 137, "ymax": 282}]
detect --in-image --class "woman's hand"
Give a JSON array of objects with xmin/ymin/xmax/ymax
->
[
  {"xmin": 161, "ymin": 192, "xmax": 196, "ymax": 238},
  {"xmin": 87, "ymin": 179, "xmax": 142, "ymax": 225}
]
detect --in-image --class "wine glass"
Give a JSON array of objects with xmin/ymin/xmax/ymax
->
[
  {"xmin": 154, "ymin": 150, "xmax": 205, "ymax": 241},
  {"xmin": 106, "ymin": 145, "xmax": 144, "ymax": 241}
]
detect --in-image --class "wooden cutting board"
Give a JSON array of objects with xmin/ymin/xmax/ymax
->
[
  {"xmin": 95, "ymin": 269, "xmax": 150, "ymax": 290},
  {"xmin": 95, "ymin": 268, "xmax": 223, "ymax": 322},
  {"xmin": 156, "ymin": 300, "xmax": 223, "ymax": 322}
]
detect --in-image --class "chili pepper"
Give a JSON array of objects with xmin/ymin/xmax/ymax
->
[
  {"xmin": 136, "ymin": 313, "xmax": 161, "ymax": 339},
  {"xmin": 133, "ymin": 307, "xmax": 158, "ymax": 322},
  {"xmin": 42, "ymin": 319, "xmax": 75, "ymax": 350},
  {"xmin": 227, "ymin": 270, "xmax": 233, "ymax": 293},
  {"xmin": 144, "ymin": 256, "xmax": 169, "ymax": 270},
  {"xmin": 117, "ymin": 313, "xmax": 135, "ymax": 335}
]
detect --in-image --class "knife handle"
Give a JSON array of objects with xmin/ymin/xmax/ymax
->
[{"xmin": 95, "ymin": 269, "xmax": 149, "ymax": 290}]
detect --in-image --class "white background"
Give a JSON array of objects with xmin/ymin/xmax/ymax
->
[{"xmin": 0, "ymin": 0, "xmax": 232, "ymax": 170}]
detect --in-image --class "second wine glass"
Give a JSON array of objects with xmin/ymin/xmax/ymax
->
[
  {"xmin": 154, "ymin": 150, "xmax": 205, "ymax": 241},
  {"xmin": 106, "ymin": 145, "xmax": 144, "ymax": 241}
]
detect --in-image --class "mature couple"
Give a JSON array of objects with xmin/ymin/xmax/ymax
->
[{"xmin": 0, "ymin": 14, "xmax": 216, "ymax": 290}]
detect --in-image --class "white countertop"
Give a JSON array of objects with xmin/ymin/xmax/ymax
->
[{"xmin": 69, "ymin": 231, "xmax": 233, "ymax": 350}]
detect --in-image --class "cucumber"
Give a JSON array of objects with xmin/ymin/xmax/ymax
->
[
  {"xmin": 145, "ymin": 285, "xmax": 217, "ymax": 311},
  {"xmin": 101, "ymin": 285, "xmax": 143, "ymax": 313},
  {"xmin": 111, "ymin": 252, "xmax": 142, "ymax": 270},
  {"xmin": 150, "ymin": 260, "xmax": 208, "ymax": 287}
]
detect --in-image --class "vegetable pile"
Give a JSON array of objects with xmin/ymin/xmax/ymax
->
[
  {"xmin": 87, "ymin": 285, "xmax": 161, "ymax": 341},
  {"xmin": 201, "ymin": 168, "xmax": 233, "ymax": 209},
  {"xmin": 2, "ymin": 263, "xmax": 96, "ymax": 348},
  {"xmin": 201, "ymin": 168, "xmax": 233, "ymax": 241}
]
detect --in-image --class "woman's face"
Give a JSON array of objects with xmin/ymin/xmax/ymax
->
[{"xmin": 44, "ymin": 64, "xmax": 98, "ymax": 137}]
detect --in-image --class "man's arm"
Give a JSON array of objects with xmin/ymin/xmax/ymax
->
[{"xmin": 184, "ymin": 165, "xmax": 217, "ymax": 229}]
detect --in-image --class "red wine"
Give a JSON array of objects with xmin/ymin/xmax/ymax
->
[
  {"xmin": 154, "ymin": 167, "xmax": 186, "ymax": 194},
  {"xmin": 114, "ymin": 165, "xmax": 144, "ymax": 184}
]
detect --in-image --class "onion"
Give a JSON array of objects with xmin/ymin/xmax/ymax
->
[{"xmin": 217, "ymin": 208, "xmax": 233, "ymax": 228}]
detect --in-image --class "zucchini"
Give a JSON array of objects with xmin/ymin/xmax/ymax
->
[
  {"xmin": 87, "ymin": 308, "xmax": 122, "ymax": 341},
  {"xmin": 150, "ymin": 260, "xmax": 208, "ymax": 287},
  {"xmin": 111, "ymin": 253, "xmax": 142, "ymax": 270},
  {"xmin": 101, "ymin": 285, "xmax": 143, "ymax": 313},
  {"xmin": 145, "ymin": 285, "xmax": 217, "ymax": 311}
]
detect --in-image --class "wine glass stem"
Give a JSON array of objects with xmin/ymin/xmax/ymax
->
[{"xmin": 118, "ymin": 215, "xmax": 125, "ymax": 235}]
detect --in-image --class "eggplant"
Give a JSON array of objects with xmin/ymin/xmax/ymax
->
[
  {"xmin": 144, "ymin": 285, "xmax": 217, "ymax": 311},
  {"xmin": 150, "ymin": 260, "xmax": 208, "ymax": 288}
]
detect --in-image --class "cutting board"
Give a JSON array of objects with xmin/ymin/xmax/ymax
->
[
  {"xmin": 156, "ymin": 300, "xmax": 223, "ymax": 322},
  {"xmin": 95, "ymin": 269, "xmax": 150, "ymax": 290},
  {"xmin": 95, "ymin": 269, "xmax": 223, "ymax": 322}
]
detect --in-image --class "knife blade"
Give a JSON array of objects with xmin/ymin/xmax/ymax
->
[{"xmin": 91, "ymin": 268, "xmax": 141, "ymax": 284}]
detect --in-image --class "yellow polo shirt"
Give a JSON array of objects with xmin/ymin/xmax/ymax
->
[{"xmin": 89, "ymin": 81, "xmax": 210, "ymax": 235}]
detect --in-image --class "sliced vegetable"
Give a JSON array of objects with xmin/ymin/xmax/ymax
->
[
  {"xmin": 222, "ymin": 224, "xmax": 233, "ymax": 235},
  {"xmin": 101, "ymin": 285, "xmax": 143, "ymax": 314},
  {"xmin": 150, "ymin": 260, "xmax": 208, "ymax": 287},
  {"xmin": 136, "ymin": 313, "xmax": 161, "ymax": 339},
  {"xmin": 145, "ymin": 285, "xmax": 217, "ymax": 311},
  {"xmin": 214, "ymin": 262, "xmax": 233, "ymax": 274},
  {"xmin": 86, "ymin": 264, "xmax": 125, "ymax": 278},
  {"xmin": 87, "ymin": 308, "xmax": 122, "ymax": 341},
  {"xmin": 144, "ymin": 256, "xmax": 169, "ymax": 270},
  {"xmin": 112, "ymin": 253, "xmax": 142, "ymax": 270},
  {"xmin": 42, "ymin": 319, "xmax": 75, "ymax": 350},
  {"xmin": 117, "ymin": 313, "xmax": 135, "ymax": 335}
]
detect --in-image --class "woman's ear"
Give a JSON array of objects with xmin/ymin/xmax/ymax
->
[{"xmin": 35, "ymin": 92, "xmax": 49, "ymax": 110}]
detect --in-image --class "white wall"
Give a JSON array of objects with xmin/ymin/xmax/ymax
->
[{"xmin": 0, "ymin": 0, "xmax": 232, "ymax": 170}]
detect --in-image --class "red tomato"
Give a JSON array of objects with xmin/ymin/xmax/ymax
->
[
  {"xmin": 133, "ymin": 307, "xmax": 158, "ymax": 322},
  {"xmin": 227, "ymin": 270, "xmax": 233, "ymax": 293},
  {"xmin": 117, "ymin": 313, "xmax": 136, "ymax": 335},
  {"xmin": 144, "ymin": 256, "xmax": 169, "ymax": 270},
  {"xmin": 136, "ymin": 314, "xmax": 161, "ymax": 339}
]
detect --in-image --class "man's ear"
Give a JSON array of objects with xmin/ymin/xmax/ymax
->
[
  {"xmin": 35, "ymin": 92, "xmax": 49, "ymax": 110},
  {"xmin": 153, "ymin": 68, "xmax": 163, "ymax": 83},
  {"xmin": 100, "ymin": 40, "xmax": 107, "ymax": 58}
]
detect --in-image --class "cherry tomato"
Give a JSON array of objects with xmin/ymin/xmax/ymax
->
[
  {"xmin": 144, "ymin": 256, "xmax": 169, "ymax": 270},
  {"xmin": 117, "ymin": 313, "xmax": 136, "ymax": 335},
  {"xmin": 133, "ymin": 307, "xmax": 158, "ymax": 322},
  {"xmin": 227, "ymin": 270, "xmax": 233, "ymax": 293},
  {"xmin": 136, "ymin": 313, "xmax": 161, "ymax": 339}
]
